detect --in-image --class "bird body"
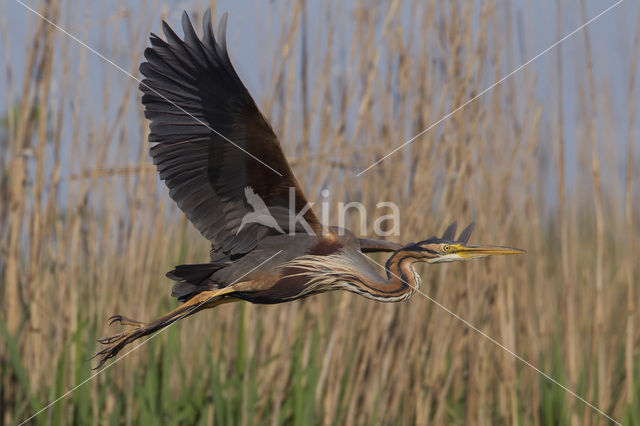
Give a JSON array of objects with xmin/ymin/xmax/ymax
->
[
  {"xmin": 166, "ymin": 227, "xmax": 414, "ymax": 304},
  {"xmin": 195, "ymin": 227, "xmax": 419, "ymax": 304},
  {"xmin": 93, "ymin": 10, "xmax": 523, "ymax": 368}
]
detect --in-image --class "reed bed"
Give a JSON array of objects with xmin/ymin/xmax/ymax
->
[{"xmin": 1, "ymin": 0, "xmax": 638, "ymax": 424}]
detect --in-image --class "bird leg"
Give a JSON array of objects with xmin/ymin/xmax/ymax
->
[{"xmin": 92, "ymin": 287, "xmax": 237, "ymax": 369}]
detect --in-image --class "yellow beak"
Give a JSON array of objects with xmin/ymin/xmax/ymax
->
[{"xmin": 454, "ymin": 244, "xmax": 526, "ymax": 259}]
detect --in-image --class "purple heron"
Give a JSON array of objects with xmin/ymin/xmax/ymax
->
[{"xmin": 93, "ymin": 10, "xmax": 524, "ymax": 368}]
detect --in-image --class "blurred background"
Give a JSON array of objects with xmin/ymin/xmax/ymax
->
[{"xmin": 1, "ymin": 0, "xmax": 639, "ymax": 424}]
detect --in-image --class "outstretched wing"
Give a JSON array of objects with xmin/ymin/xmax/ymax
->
[{"xmin": 140, "ymin": 10, "xmax": 321, "ymax": 255}]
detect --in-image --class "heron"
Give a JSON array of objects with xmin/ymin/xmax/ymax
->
[{"xmin": 93, "ymin": 10, "xmax": 524, "ymax": 368}]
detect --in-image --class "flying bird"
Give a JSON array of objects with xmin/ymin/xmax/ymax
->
[{"xmin": 94, "ymin": 10, "xmax": 524, "ymax": 368}]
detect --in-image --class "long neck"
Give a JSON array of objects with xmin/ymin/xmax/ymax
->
[
  {"xmin": 385, "ymin": 250, "xmax": 423, "ymax": 290},
  {"xmin": 351, "ymin": 250, "xmax": 424, "ymax": 302},
  {"xmin": 284, "ymin": 250, "xmax": 426, "ymax": 302}
]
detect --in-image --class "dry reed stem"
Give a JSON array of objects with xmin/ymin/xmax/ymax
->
[
  {"xmin": 624, "ymin": 1, "xmax": 640, "ymax": 406},
  {"xmin": 579, "ymin": 2, "xmax": 608, "ymax": 421}
]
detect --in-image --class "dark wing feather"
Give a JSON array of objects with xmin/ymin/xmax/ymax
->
[
  {"xmin": 358, "ymin": 238, "xmax": 403, "ymax": 253},
  {"xmin": 140, "ymin": 10, "xmax": 320, "ymax": 255}
]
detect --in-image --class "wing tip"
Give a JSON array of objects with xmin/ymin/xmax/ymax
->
[
  {"xmin": 216, "ymin": 12, "xmax": 229, "ymax": 53},
  {"xmin": 180, "ymin": 10, "xmax": 192, "ymax": 35}
]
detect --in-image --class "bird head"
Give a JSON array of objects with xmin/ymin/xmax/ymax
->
[{"xmin": 404, "ymin": 222, "xmax": 525, "ymax": 264}]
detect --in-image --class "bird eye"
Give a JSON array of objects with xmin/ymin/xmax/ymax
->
[{"xmin": 443, "ymin": 245, "xmax": 450, "ymax": 252}]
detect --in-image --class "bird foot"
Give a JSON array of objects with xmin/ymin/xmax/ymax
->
[
  {"xmin": 93, "ymin": 315, "xmax": 150, "ymax": 369},
  {"xmin": 108, "ymin": 314, "xmax": 146, "ymax": 328}
]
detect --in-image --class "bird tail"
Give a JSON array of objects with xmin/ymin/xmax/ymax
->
[{"xmin": 166, "ymin": 262, "xmax": 229, "ymax": 302}]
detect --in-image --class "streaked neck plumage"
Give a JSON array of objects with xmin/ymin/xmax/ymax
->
[
  {"xmin": 338, "ymin": 249, "xmax": 431, "ymax": 302},
  {"xmin": 280, "ymin": 248, "xmax": 433, "ymax": 303}
]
